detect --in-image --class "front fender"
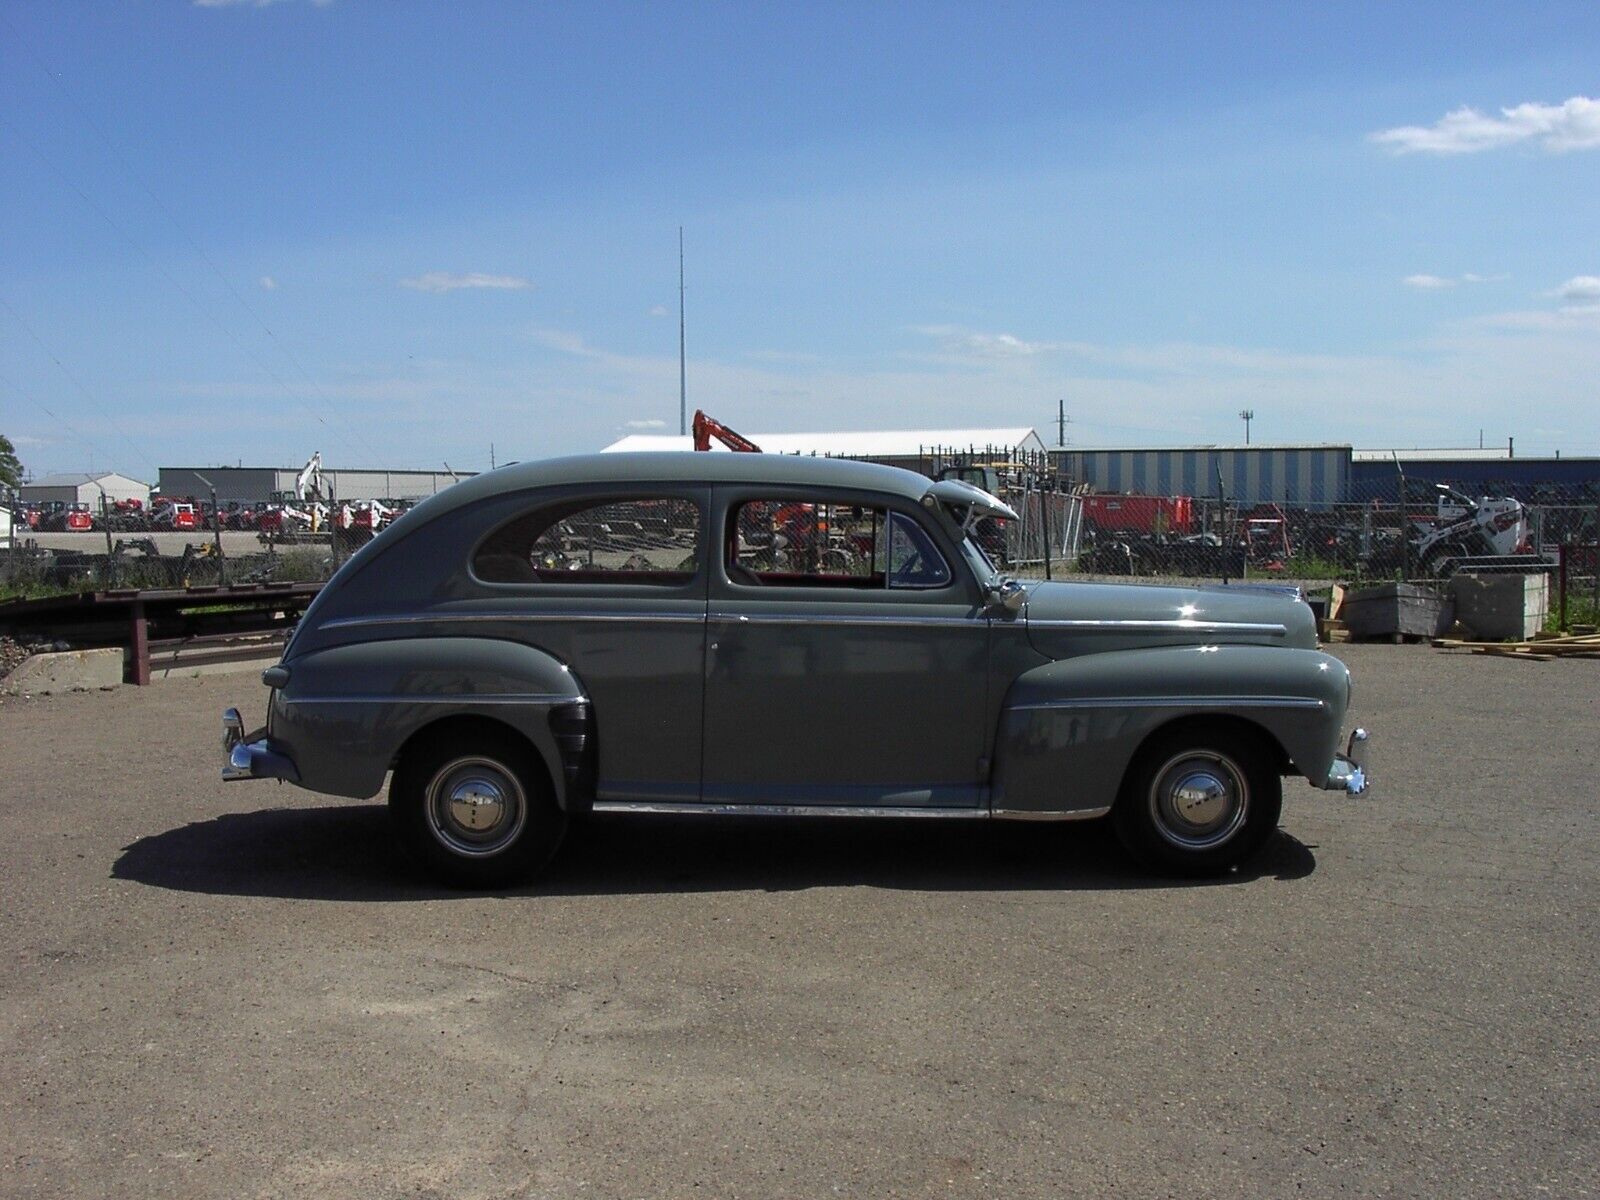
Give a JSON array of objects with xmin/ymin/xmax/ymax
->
[
  {"xmin": 991, "ymin": 644, "xmax": 1349, "ymax": 816},
  {"xmin": 267, "ymin": 637, "xmax": 588, "ymax": 804}
]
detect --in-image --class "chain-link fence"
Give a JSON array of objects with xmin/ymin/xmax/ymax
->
[
  {"xmin": 2, "ymin": 533, "xmax": 340, "ymax": 600},
  {"xmin": 1031, "ymin": 475, "xmax": 1600, "ymax": 590}
]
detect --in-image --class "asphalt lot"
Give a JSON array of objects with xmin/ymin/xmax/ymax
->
[{"xmin": 1, "ymin": 644, "xmax": 1596, "ymax": 1199}]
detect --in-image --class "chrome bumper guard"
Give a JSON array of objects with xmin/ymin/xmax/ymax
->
[
  {"xmin": 1318, "ymin": 728, "xmax": 1370, "ymax": 796},
  {"xmin": 222, "ymin": 707, "xmax": 299, "ymax": 783}
]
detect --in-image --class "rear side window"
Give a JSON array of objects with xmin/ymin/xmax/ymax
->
[{"xmin": 475, "ymin": 497, "xmax": 700, "ymax": 584}]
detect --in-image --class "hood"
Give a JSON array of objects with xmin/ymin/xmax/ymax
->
[{"xmin": 1022, "ymin": 579, "xmax": 1318, "ymax": 660}]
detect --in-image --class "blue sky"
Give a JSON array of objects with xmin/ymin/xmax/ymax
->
[{"xmin": 2, "ymin": 1, "xmax": 1597, "ymax": 480}]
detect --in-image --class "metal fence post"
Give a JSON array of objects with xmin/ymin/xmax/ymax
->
[
  {"xmin": 1041, "ymin": 479, "xmax": 1053, "ymax": 581},
  {"xmin": 1558, "ymin": 543, "xmax": 1568, "ymax": 631},
  {"xmin": 1216, "ymin": 466, "xmax": 1229, "ymax": 586}
]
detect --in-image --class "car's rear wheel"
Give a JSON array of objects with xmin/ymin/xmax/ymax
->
[
  {"xmin": 389, "ymin": 730, "xmax": 566, "ymax": 888},
  {"xmin": 1113, "ymin": 725, "xmax": 1282, "ymax": 876}
]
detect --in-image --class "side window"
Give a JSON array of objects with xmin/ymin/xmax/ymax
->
[
  {"xmin": 475, "ymin": 497, "xmax": 700, "ymax": 584},
  {"xmin": 887, "ymin": 512, "xmax": 953, "ymax": 588},
  {"xmin": 728, "ymin": 500, "xmax": 951, "ymax": 589}
]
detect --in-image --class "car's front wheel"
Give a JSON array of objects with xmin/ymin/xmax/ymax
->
[
  {"xmin": 1113, "ymin": 725, "xmax": 1282, "ymax": 876},
  {"xmin": 389, "ymin": 730, "xmax": 567, "ymax": 888}
]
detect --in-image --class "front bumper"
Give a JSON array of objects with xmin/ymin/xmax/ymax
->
[
  {"xmin": 222, "ymin": 707, "xmax": 299, "ymax": 783},
  {"xmin": 1317, "ymin": 728, "xmax": 1370, "ymax": 795}
]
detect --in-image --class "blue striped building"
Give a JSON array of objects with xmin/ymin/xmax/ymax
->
[{"xmin": 1054, "ymin": 445, "xmax": 1352, "ymax": 508}]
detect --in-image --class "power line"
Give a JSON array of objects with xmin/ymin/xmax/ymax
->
[
  {"xmin": 0, "ymin": 294, "xmax": 158, "ymax": 475},
  {"xmin": 0, "ymin": 369, "xmax": 113, "ymax": 473},
  {"xmin": 0, "ymin": 114, "xmax": 370, "ymax": 465},
  {"xmin": 1, "ymin": 16, "xmax": 383, "ymax": 464}
]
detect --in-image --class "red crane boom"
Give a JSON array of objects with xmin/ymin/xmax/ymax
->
[{"xmin": 691, "ymin": 409, "xmax": 762, "ymax": 453}]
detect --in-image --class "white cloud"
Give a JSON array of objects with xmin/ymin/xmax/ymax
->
[
  {"xmin": 529, "ymin": 328, "xmax": 599, "ymax": 357},
  {"xmin": 259, "ymin": 275, "xmax": 277, "ymax": 291},
  {"xmin": 400, "ymin": 272, "xmax": 531, "ymax": 294},
  {"xmin": 194, "ymin": 0, "xmax": 334, "ymax": 7},
  {"xmin": 1371, "ymin": 96, "xmax": 1600, "ymax": 155},
  {"xmin": 1403, "ymin": 272, "xmax": 1502, "ymax": 290},
  {"xmin": 911, "ymin": 324, "xmax": 1051, "ymax": 358},
  {"xmin": 648, "ymin": 305, "xmax": 670, "ymax": 318},
  {"xmin": 1552, "ymin": 275, "xmax": 1600, "ymax": 305},
  {"xmin": 625, "ymin": 419, "xmax": 667, "ymax": 429}
]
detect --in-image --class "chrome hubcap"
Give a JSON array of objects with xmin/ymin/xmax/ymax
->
[
  {"xmin": 425, "ymin": 757, "xmax": 527, "ymax": 858},
  {"xmin": 1149, "ymin": 751, "xmax": 1249, "ymax": 850}
]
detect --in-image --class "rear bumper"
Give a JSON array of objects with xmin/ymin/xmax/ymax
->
[
  {"xmin": 222, "ymin": 707, "xmax": 299, "ymax": 783},
  {"xmin": 1317, "ymin": 728, "xmax": 1370, "ymax": 795}
]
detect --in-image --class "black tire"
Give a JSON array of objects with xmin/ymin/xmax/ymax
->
[
  {"xmin": 388, "ymin": 728, "xmax": 567, "ymax": 888},
  {"xmin": 1112, "ymin": 724, "xmax": 1282, "ymax": 876}
]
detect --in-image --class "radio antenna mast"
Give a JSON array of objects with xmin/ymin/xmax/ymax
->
[{"xmin": 678, "ymin": 227, "xmax": 687, "ymax": 437}]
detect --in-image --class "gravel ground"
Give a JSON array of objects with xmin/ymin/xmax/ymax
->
[
  {"xmin": 0, "ymin": 636, "xmax": 29, "ymax": 681},
  {"xmin": 1, "ymin": 645, "xmax": 1596, "ymax": 1199}
]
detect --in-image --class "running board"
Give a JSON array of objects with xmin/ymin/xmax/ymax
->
[{"xmin": 589, "ymin": 801, "xmax": 1109, "ymax": 822}]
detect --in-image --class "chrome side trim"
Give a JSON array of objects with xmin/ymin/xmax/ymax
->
[
  {"xmin": 321, "ymin": 611, "xmax": 706, "ymax": 630},
  {"xmin": 992, "ymin": 805, "xmax": 1110, "ymax": 822},
  {"xmin": 1008, "ymin": 695, "xmax": 1325, "ymax": 712},
  {"xmin": 708, "ymin": 612, "xmax": 981, "ymax": 628},
  {"xmin": 590, "ymin": 801, "xmax": 989, "ymax": 819},
  {"xmin": 1025, "ymin": 618, "xmax": 1288, "ymax": 637},
  {"xmin": 280, "ymin": 693, "xmax": 573, "ymax": 706}
]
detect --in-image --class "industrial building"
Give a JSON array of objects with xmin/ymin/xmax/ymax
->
[
  {"xmin": 1351, "ymin": 448, "xmax": 1600, "ymax": 498},
  {"xmin": 157, "ymin": 465, "xmax": 473, "ymax": 505},
  {"xmin": 1052, "ymin": 445, "xmax": 1353, "ymax": 508},
  {"xmin": 19, "ymin": 471, "xmax": 151, "ymax": 508}
]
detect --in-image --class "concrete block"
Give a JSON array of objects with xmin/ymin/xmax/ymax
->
[
  {"xmin": 1450, "ymin": 572, "xmax": 1549, "ymax": 641},
  {"xmin": 0, "ymin": 647, "xmax": 124, "ymax": 695}
]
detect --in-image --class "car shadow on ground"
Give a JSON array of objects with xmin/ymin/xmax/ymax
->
[{"xmin": 112, "ymin": 805, "xmax": 1316, "ymax": 901}]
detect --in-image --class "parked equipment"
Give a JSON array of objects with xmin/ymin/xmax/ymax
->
[{"xmin": 691, "ymin": 410, "xmax": 762, "ymax": 453}]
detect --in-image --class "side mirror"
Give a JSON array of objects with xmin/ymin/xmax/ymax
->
[{"xmin": 987, "ymin": 577, "xmax": 1027, "ymax": 614}]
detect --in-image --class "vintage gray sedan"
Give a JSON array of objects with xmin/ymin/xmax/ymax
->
[{"xmin": 222, "ymin": 452, "xmax": 1368, "ymax": 885}]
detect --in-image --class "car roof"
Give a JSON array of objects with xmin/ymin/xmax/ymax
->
[{"xmin": 397, "ymin": 451, "xmax": 937, "ymax": 527}]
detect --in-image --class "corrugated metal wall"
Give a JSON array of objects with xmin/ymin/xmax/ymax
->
[
  {"xmin": 157, "ymin": 467, "xmax": 470, "ymax": 503},
  {"xmin": 1350, "ymin": 457, "xmax": 1600, "ymax": 499},
  {"xmin": 1054, "ymin": 447, "xmax": 1352, "ymax": 507}
]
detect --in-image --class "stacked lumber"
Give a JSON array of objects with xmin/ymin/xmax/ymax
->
[
  {"xmin": 1431, "ymin": 631, "xmax": 1600, "ymax": 662},
  {"xmin": 1318, "ymin": 585, "xmax": 1351, "ymax": 643}
]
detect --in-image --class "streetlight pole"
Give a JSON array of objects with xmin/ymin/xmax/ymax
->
[
  {"xmin": 678, "ymin": 226, "xmax": 687, "ymax": 438},
  {"xmin": 194, "ymin": 472, "xmax": 227, "ymax": 586},
  {"xmin": 1238, "ymin": 409, "xmax": 1255, "ymax": 445}
]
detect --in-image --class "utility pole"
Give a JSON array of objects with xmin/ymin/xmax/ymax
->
[
  {"xmin": 1056, "ymin": 399, "xmax": 1071, "ymax": 448},
  {"xmin": 678, "ymin": 227, "xmax": 687, "ymax": 437},
  {"xmin": 1238, "ymin": 409, "xmax": 1255, "ymax": 445}
]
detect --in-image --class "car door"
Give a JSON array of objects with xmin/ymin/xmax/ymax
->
[
  {"xmin": 469, "ymin": 485, "xmax": 710, "ymax": 804},
  {"xmin": 701, "ymin": 484, "xmax": 990, "ymax": 809}
]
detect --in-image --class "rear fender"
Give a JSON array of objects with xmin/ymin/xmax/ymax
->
[
  {"xmin": 267, "ymin": 637, "xmax": 589, "ymax": 805},
  {"xmin": 991, "ymin": 644, "xmax": 1349, "ymax": 816}
]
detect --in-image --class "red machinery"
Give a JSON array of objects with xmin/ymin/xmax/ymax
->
[
  {"xmin": 63, "ymin": 503, "xmax": 95, "ymax": 532},
  {"xmin": 1083, "ymin": 494, "xmax": 1195, "ymax": 536},
  {"xmin": 691, "ymin": 410, "xmax": 762, "ymax": 453}
]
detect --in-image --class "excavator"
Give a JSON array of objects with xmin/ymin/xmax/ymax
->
[
  {"xmin": 691, "ymin": 410, "xmax": 761, "ymax": 453},
  {"xmin": 257, "ymin": 451, "xmax": 330, "ymax": 540}
]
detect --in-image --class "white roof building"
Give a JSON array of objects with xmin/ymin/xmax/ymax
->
[
  {"xmin": 602, "ymin": 427, "xmax": 1047, "ymax": 458},
  {"xmin": 19, "ymin": 471, "xmax": 151, "ymax": 507}
]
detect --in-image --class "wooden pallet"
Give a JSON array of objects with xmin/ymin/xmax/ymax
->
[{"xmin": 1432, "ymin": 632, "xmax": 1600, "ymax": 662}]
